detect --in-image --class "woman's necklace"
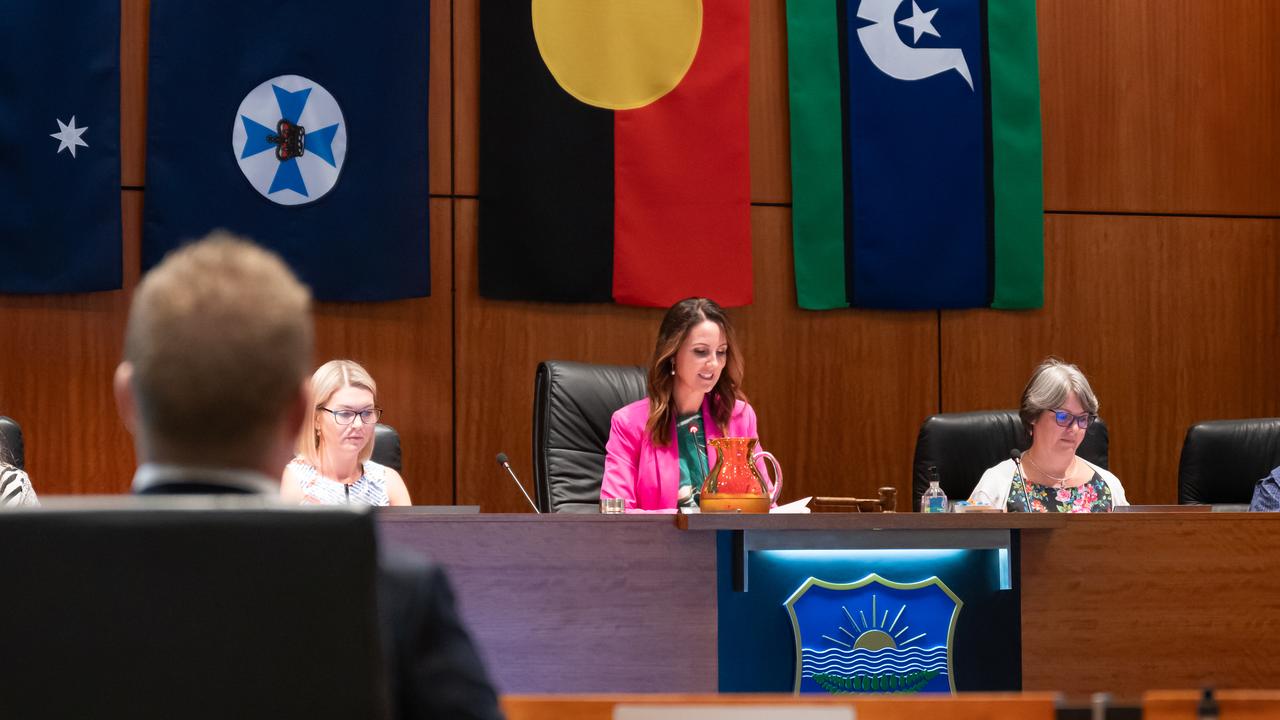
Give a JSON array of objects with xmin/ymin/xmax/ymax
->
[{"xmin": 1024, "ymin": 451, "xmax": 1073, "ymax": 489}]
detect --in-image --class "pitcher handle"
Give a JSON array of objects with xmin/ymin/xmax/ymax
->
[{"xmin": 753, "ymin": 451, "xmax": 783, "ymax": 504}]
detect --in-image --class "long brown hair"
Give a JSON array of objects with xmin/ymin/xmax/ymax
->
[{"xmin": 644, "ymin": 298, "xmax": 745, "ymax": 446}]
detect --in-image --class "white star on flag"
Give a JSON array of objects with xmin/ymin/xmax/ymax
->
[
  {"xmin": 898, "ymin": 1, "xmax": 941, "ymax": 45},
  {"xmin": 50, "ymin": 116, "xmax": 89, "ymax": 158}
]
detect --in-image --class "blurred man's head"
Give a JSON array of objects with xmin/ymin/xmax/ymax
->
[{"xmin": 115, "ymin": 232, "xmax": 313, "ymax": 474}]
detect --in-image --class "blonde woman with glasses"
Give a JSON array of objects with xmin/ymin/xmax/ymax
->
[{"xmin": 282, "ymin": 359, "xmax": 411, "ymax": 506}]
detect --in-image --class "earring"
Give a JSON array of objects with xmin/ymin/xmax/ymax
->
[{"xmin": 670, "ymin": 359, "xmax": 676, "ymax": 376}]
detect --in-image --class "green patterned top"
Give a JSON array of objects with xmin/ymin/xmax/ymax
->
[
  {"xmin": 1007, "ymin": 470, "xmax": 1114, "ymax": 513},
  {"xmin": 676, "ymin": 412, "xmax": 708, "ymax": 509}
]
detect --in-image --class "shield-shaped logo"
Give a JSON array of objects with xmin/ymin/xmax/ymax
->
[{"xmin": 785, "ymin": 573, "xmax": 961, "ymax": 694}]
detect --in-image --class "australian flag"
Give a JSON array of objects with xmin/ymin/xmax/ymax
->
[
  {"xmin": 144, "ymin": 0, "xmax": 430, "ymax": 301},
  {"xmin": 0, "ymin": 0, "xmax": 121, "ymax": 293}
]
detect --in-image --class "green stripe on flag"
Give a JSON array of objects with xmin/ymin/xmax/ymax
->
[
  {"xmin": 786, "ymin": 0, "xmax": 848, "ymax": 310},
  {"xmin": 987, "ymin": 0, "xmax": 1045, "ymax": 309}
]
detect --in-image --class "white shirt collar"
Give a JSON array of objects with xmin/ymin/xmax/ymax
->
[{"xmin": 131, "ymin": 463, "xmax": 279, "ymax": 496}]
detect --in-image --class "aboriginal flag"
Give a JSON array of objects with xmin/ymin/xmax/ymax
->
[
  {"xmin": 787, "ymin": 0, "xmax": 1043, "ymax": 310},
  {"xmin": 479, "ymin": 1, "xmax": 752, "ymax": 307}
]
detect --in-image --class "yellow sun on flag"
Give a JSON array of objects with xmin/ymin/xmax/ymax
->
[{"xmin": 531, "ymin": 0, "xmax": 703, "ymax": 110}]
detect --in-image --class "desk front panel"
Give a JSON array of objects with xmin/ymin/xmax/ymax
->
[
  {"xmin": 378, "ymin": 513, "xmax": 1280, "ymax": 697},
  {"xmin": 1020, "ymin": 513, "xmax": 1280, "ymax": 696},
  {"xmin": 378, "ymin": 515, "xmax": 718, "ymax": 694}
]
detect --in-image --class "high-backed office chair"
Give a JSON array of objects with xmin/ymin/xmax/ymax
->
[
  {"xmin": 1178, "ymin": 418, "xmax": 1280, "ymax": 505},
  {"xmin": 0, "ymin": 503, "xmax": 388, "ymax": 719},
  {"xmin": 533, "ymin": 360, "xmax": 647, "ymax": 513},
  {"xmin": 912, "ymin": 410, "xmax": 1110, "ymax": 511},
  {"xmin": 0, "ymin": 415, "xmax": 23, "ymax": 469},
  {"xmin": 372, "ymin": 422, "xmax": 402, "ymax": 473}
]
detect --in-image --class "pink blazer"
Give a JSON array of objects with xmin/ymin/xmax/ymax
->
[{"xmin": 600, "ymin": 397, "xmax": 771, "ymax": 512}]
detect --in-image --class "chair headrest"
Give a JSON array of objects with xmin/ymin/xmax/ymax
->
[
  {"xmin": 533, "ymin": 360, "xmax": 648, "ymax": 512},
  {"xmin": 372, "ymin": 423, "xmax": 402, "ymax": 473},
  {"xmin": 1178, "ymin": 418, "xmax": 1280, "ymax": 504}
]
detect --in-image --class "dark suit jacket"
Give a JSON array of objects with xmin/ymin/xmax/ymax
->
[{"xmin": 134, "ymin": 468, "xmax": 503, "ymax": 720}]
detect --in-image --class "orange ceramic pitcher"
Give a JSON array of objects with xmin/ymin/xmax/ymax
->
[{"xmin": 698, "ymin": 437, "xmax": 782, "ymax": 514}]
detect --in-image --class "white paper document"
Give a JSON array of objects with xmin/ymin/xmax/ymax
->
[{"xmin": 770, "ymin": 496, "xmax": 813, "ymax": 514}]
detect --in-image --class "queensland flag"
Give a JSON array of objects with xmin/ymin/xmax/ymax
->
[
  {"xmin": 787, "ymin": 0, "xmax": 1043, "ymax": 310},
  {"xmin": 0, "ymin": 0, "xmax": 121, "ymax": 293},
  {"xmin": 144, "ymin": 0, "xmax": 429, "ymax": 301}
]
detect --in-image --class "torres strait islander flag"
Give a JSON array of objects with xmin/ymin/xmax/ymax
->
[
  {"xmin": 479, "ymin": 1, "xmax": 752, "ymax": 307},
  {"xmin": 787, "ymin": 0, "xmax": 1044, "ymax": 310}
]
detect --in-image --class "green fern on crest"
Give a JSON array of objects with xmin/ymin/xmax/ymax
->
[{"xmin": 812, "ymin": 669, "xmax": 940, "ymax": 694}]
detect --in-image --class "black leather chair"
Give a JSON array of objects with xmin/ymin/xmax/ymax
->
[
  {"xmin": 0, "ymin": 503, "xmax": 387, "ymax": 718},
  {"xmin": 1177, "ymin": 418, "xmax": 1280, "ymax": 505},
  {"xmin": 372, "ymin": 422, "xmax": 402, "ymax": 473},
  {"xmin": 0, "ymin": 416, "xmax": 23, "ymax": 469},
  {"xmin": 533, "ymin": 360, "xmax": 647, "ymax": 513},
  {"xmin": 912, "ymin": 410, "xmax": 1109, "ymax": 511}
]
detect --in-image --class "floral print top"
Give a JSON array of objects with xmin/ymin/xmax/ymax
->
[{"xmin": 1006, "ymin": 469, "xmax": 1114, "ymax": 513}]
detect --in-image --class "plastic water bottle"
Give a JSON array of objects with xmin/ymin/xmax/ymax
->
[{"xmin": 921, "ymin": 466, "xmax": 948, "ymax": 513}]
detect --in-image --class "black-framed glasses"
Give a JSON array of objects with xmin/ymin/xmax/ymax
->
[
  {"xmin": 319, "ymin": 407, "xmax": 383, "ymax": 426},
  {"xmin": 1050, "ymin": 409, "xmax": 1095, "ymax": 430}
]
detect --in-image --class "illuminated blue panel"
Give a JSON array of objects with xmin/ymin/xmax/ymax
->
[{"xmin": 717, "ymin": 531, "xmax": 1020, "ymax": 694}]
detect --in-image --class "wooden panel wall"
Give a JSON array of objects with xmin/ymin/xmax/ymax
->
[
  {"xmin": 947, "ymin": 0, "xmax": 1280, "ymax": 503},
  {"xmin": 0, "ymin": 0, "xmax": 1276, "ymax": 509}
]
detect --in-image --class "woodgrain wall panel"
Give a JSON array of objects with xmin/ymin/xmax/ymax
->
[
  {"xmin": 453, "ymin": 0, "xmax": 478, "ymax": 196},
  {"xmin": 941, "ymin": 214, "xmax": 1280, "ymax": 504},
  {"xmin": 1039, "ymin": 0, "xmax": 1280, "ymax": 215},
  {"xmin": 121, "ymin": 0, "xmax": 148, "ymax": 187},
  {"xmin": 312, "ymin": 199, "xmax": 454, "ymax": 505},
  {"xmin": 453, "ymin": 0, "xmax": 794, "ymax": 203},
  {"xmin": 427, "ymin": 0, "xmax": 452, "ymax": 195},
  {"xmin": 748, "ymin": 0, "xmax": 790, "ymax": 204}
]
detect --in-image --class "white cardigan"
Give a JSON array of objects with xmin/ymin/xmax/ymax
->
[{"xmin": 969, "ymin": 457, "xmax": 1129, "ymax": 510}]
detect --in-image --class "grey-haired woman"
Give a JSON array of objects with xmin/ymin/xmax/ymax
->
[{"xmin": 970, "ymin": 358, "xmax": 1128, "ymax": 512}]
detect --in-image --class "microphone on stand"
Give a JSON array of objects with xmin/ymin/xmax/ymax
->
[
  {"xmin": 495, "ymin": 452, "xmax": 541, "ymax": 514},
  {"xmin": 1010, "ymin": 449, "xmax": 1031, "ymax": 511}
]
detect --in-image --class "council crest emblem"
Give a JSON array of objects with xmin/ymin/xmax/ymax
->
[
  {"xmin": 232, "ymin": 74, "xmax": 347, "ymax": 205},
  {"xmin": 785, "ymin": 573, "xmax": 961, "ymax": 694}
]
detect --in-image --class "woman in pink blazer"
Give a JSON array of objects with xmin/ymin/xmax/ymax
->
[{"xmin": 601, "ymin": 298, "xmax": 772, "ymax": 512}]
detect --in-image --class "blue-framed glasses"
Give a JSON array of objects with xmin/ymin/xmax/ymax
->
[
  {"xmin": 319, "ymin": 407, "xmax": 382, "ymax": 426},
  {"xmin": 1051, "ymin": 409, "xmax": 1094, "ymax": 429}
]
